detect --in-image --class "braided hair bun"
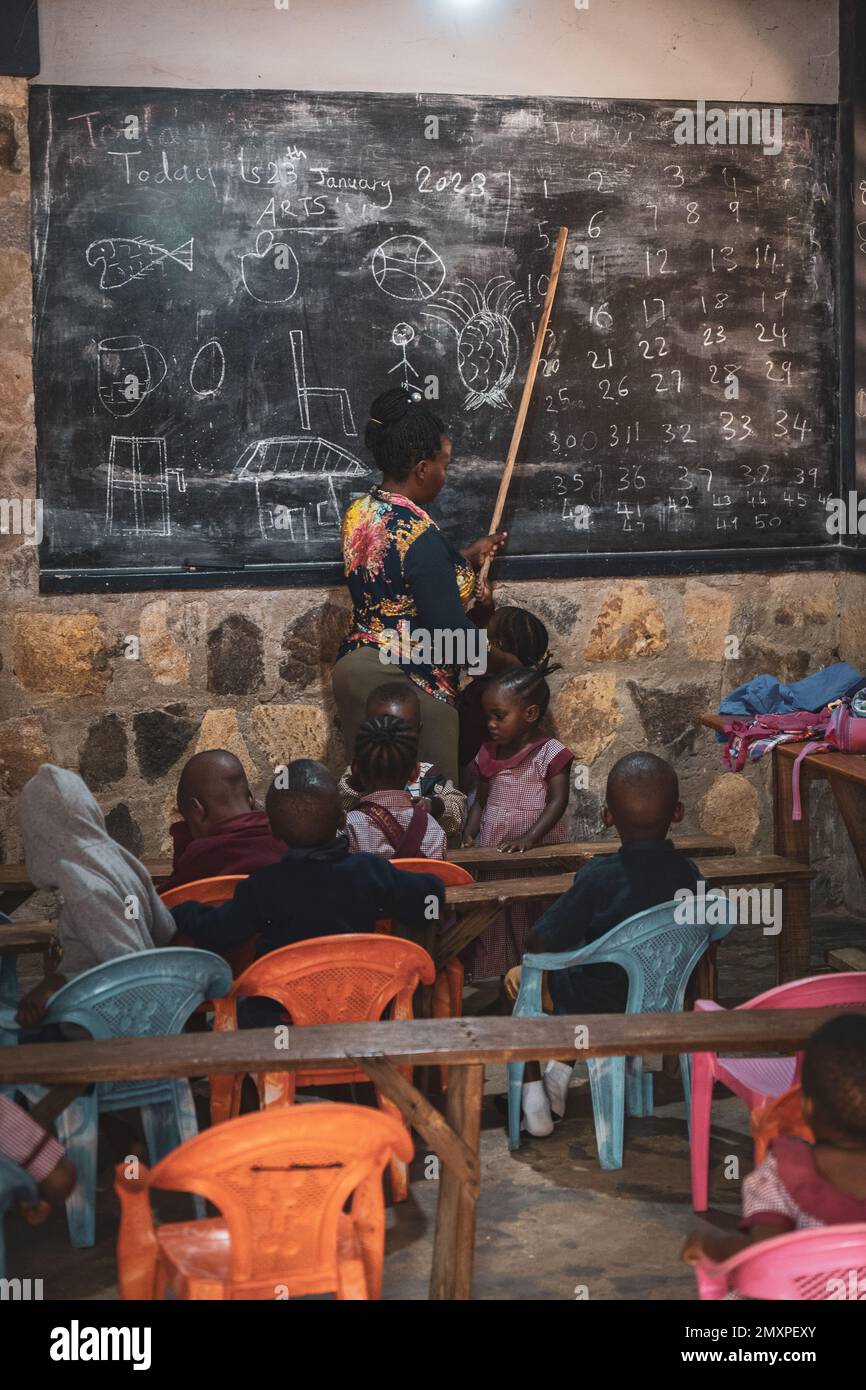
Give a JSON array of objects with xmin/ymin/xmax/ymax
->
[{"xmin": 365, "ymin": 386, "xmax": 446, "ymax": 481}]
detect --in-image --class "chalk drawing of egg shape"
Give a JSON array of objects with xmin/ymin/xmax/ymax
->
[
  {"xmin": 240, "ymin": 230, "xmax": 300, "ymax": 304},
  {"xmin": 190, "ymin": 338, "xmax": 226, "ymax": 398}
]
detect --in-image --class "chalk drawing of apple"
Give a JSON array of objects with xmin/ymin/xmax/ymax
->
[{"xmin": 240, "ymin": 230, "xmax": 300, "ymax": 304}]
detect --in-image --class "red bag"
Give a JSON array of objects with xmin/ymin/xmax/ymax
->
[{"xmin": 791, "ymin": 700, "xmax": 866, "ymax": 818}]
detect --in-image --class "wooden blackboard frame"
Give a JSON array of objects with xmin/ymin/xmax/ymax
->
[{"xmin": 30, "ymin": 83, "xmax": 850, "ymax": 593}]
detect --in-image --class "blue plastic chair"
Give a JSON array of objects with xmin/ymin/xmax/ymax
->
[
  {"xmin": 0, "ymin": 1153, "xmax": 38, "ymax": 1280},
  {"xmin": 507, "ymin": 894, "xmax": 734, "ymax": 1169},
  {"xmin": 0, "ymin": 912, "xmax": 18, "ymax": 1013},
  {"xmin": 3, "ymin": 948, "xmax": 232, "ymax": 1247}
]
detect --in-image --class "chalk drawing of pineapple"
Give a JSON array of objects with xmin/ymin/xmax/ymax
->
[{"xmin": 423, "ymin": 276, "xmax": 525, "ymax": 411}]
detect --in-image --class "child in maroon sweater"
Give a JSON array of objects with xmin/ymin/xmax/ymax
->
[{"xmin": 162, "ymin": 750, "xmax": 285, "ymax": 891}]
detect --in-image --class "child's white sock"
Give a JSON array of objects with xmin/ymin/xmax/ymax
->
[
  {"xmin": 542, "ymin": 1060, "xmax": 575, "ymax": 1120},
  {"xmin": 521, "ymin": 1080, "xmax": 554, "ymax": 1136}
]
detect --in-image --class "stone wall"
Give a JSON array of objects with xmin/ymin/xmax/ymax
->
[{"xmin": 1, "ymin": 75, "xmax": 865, "ymax": 910}]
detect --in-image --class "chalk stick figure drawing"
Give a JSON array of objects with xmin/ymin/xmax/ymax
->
[
  {"xmin": 423, "ymin": 276, "xmax": 525, "ymax": 410},
  {"xmin": 388, "ymin": 323, "xmax": 419, "ymax": 389},
  {"xmin": 371, "ymin": 234, "xmax": 446, "ymax": 302},
  {"xmin": 105, "ymin": 435, "xmax": 186, "ymax": 537},
  {"xmin": 97, "ymin": 335, "xmax": 167, "ymax": 417},
  {"xmin": 289, "ymin": 329, "xmax": 357, "ymax": 436},
  {"xmin": 85, "ymin": 236, "xmax": 194, "ymax": 290},
  {"xmin": 240, "ymin": 230, "xmax": 300, "ymax": 303},
  {"xmin": 189, "ymin": 338, "xmax": 226, "ymax": 398},
  {"xmin": 231, "ymin": 435, "xmax": 368, "ymax": 541}
]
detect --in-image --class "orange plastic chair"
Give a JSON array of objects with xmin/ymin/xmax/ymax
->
[
  {"xmin": 160, "ymin": 875, "xmax": 258, "ymax": 983},
  {"xmin": 115, "ymin": 1104, "xmax": 412, "ymax": 1300},
  {"xmin": 751, "ymin": 1085, "xmax": 814, "ymax": 1165},
  {"xmin": 390, "ymin": 858, "xmax": 473, "ymax": 1091},
  {"xmin": 209, "ymin": 934, "xmax": 435, "ymax": 1202}
]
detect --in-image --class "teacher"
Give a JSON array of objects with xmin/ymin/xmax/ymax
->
[{"xmin": 332, "ymin": 385, "xmax": 506, "ymax": 785}]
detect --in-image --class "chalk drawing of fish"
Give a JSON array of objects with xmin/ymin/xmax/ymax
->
[{"xmin": 85, "ymin": 236, "xmax": 195, "ymax": 290}]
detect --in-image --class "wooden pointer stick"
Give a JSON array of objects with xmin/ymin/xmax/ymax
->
[{"xmin": 477, "ymin": 226, "xmax": 569, "ymax": 591}]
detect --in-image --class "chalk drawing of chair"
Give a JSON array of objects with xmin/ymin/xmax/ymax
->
[
  {"xmin": 290, "ymin": 329, "xmax": 357, "ymax": 437},
  {"xmin": 105, "ymin": 436, "xmax": 186, "ymax": 537}
]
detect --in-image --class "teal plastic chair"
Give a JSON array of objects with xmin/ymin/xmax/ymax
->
[
  {"xmin": 0, "ymin": 912, "xmax": 17, "ymax": 1013},
  {"xmin": 0, "ymin": 1153, "xmax": 37, "ymax": 1280},
  {"xmin": 507, "ymin": 895, "xmax": 734, "ymax": 1168},
  {"xmin": 2, "ymin": 948, "xmax": 232, "ymax": 1247}
]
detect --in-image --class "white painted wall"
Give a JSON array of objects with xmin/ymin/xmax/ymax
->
[{"xmin": 35, "ymin": 0, "xmax": 838, "ymax": 103}]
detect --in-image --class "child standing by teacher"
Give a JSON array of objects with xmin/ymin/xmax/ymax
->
[{"xmin": 461, "ymin": 659, "xmax": 573, "ymax": 981}]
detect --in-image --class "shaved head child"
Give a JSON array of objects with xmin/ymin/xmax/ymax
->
[
  {"xmin": 162, "ymin": 748, "xmax": 286, "ymax": 891},
  {"xmin": 170, "ymin": 759, "xmax": 445, "ymax": 979},
  {"xmin": 509, "ymin": 752, "xmax": 704, "ymax": 1135}
]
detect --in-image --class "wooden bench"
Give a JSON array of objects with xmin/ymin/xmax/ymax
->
[
  {"xmin": 825, "ymin": 946, "xmax": 866, "ymax": 973},
  {"xmin": 5, "ymin": 851, "xmax": 814, "ymax": 995},
  {"xmin": 0, "ymin": 1006, "xmax": 858, "ymax": 1301},
  {"xmin": 0, "ymin": 833, "xmax": 736, "ymax": 909}
]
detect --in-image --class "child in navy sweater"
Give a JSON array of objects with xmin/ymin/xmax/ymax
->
[{"xmin": 171, "ymin": 759, "xmax": 445, "ymax": 957}]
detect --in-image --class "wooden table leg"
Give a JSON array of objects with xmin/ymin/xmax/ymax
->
[
  {"xmin": 828, "ymin": 777, "xmax": 866, "ymax": 884},
  {"xmin": 772, "ymin": 750, "xmax": 813, "ymax": 984},
  {"xmin": 429, "ymin": 1062, "xmax": 484, "ymax": 1301}
]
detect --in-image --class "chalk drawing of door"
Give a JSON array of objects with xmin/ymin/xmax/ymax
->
[{"xmin": 105, "ymin": 435, "xmax": 186, "ymax": 536}]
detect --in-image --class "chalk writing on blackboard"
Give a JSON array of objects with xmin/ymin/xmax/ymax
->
[{"xmin": 29, "ymin": 87, "xmax": 838, "ymax": 583}]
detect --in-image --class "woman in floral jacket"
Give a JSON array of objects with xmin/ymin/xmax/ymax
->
[{"xmin": 333, "ymin": 386, "xmax": 505, "ymax": 784}]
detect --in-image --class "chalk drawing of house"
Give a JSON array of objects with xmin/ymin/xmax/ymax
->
[{"xmin": 231, "ymin": 436, "xmax": 370, "ymax": 542}]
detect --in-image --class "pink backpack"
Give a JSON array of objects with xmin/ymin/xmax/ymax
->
[{"xmin": 791, "ymin": 700, "xmax": 866, "ymax": 818}]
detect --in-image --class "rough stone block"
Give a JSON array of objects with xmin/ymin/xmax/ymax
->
[
  {"xmin": 79, "ymin": 712, "xmax": 127, "ymax": 790},
  {"xmin": 584, "ymin": 582, "xmax": 667, "ymax": 661},
  {"xmin": 684, "ymin": 582, "xmax": 733, "ymax": 661},
  {"xmin": 280, "ymin": 601, "xmax": 349, "ymax": 691},
  {"xmin": 140, "ymin": 597, "xmax": 195, "ymax": 685},
  {"xmin": 0, "ymin": 715, "xmax": 50, "ymax": 794},
  {"xmin": 12, "ymin": 612, "xmax": 111, "ymax": 696},
  {"xmin": 251, "ymin": 703, "xmax": 330, "ymax": 771},
  {"xmin": 553, "ymin": 672, "xmax": 620, "ymax": 765},
  {"xmin": 193, "ymin": 709, "xmax": 257, "ymax": 785},
  {"xmin": 105, "ymin": 803, "xmax": 145, "ymax": 858},
  {"xmin": 700, "ymin": 773, "xmax": 760, "ymax": 851},
  {"xmin": 134, "ymin": 705, "xmax": 198, "ymax": 782},
  {"xmin": 207, "ymin": 613, "xmax": 264, "ymax": 695},
  {"xmin": 627, "ymin": 680, "xmax": 714, "ymax": 757}
]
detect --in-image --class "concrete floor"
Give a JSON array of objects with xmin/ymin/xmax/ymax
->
[{"xmin": 5, "ymin": 910, "xmax": 865, "ymax": 1300}]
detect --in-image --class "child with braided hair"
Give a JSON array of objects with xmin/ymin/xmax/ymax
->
[
  {"xmin": 345, "ymin": 714, "xmax": 447, "ymax": 860},
  {"xmin": 457, "ymin": 605, "xmax": 552, "ymax": 778},
  {"xmin": 461, "ymin": 659, "xmax": 573, "ymax": 980}
]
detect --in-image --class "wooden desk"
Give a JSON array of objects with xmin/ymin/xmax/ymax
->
[
  {"xmin": 11, "ymin": 851, "xmax": 813, "ymax": 989},
  {"xmin": 0, "ymin": 833, "xmax": 736, "ymax": 905},
  {"xmin": 702, "ymin": 712, "xmax": 866, "ymax": 979},
  {"xmin": 0, "ymin": 1006, "xmax": 857, "ymax": 1301}
]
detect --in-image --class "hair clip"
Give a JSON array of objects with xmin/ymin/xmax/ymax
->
[{"xmin": 369, "ymin": 417, "xmax": 383, "ymax": 424}]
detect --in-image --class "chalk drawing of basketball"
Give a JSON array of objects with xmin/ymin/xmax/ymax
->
[{"xmin": 371, "ymin": 235, "xmax": 446, "ymax": 302}]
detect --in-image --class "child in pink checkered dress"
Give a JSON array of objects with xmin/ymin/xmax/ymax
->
[
  {"xmin": 682, "ymin": 1015, "xmax": 866, "ymax": 1275},
  {"xmin": 461, "ymin": 660, "xmax": 573, "ymax": 979}
]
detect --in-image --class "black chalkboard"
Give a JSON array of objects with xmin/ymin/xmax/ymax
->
[{"xmin": 29, "ymin": 86, "xmax": 842, "ymax": 590}]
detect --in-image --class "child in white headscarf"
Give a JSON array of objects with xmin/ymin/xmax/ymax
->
[{"xmin": 15, "ymin": 765, "xmax": 176, "ymax": 1025}]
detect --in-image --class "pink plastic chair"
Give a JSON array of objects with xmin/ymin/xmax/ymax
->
[
  {"xmin": 690, "ymin": 972, "xmax": 866, "ymax": 1211},
  {"xmin": 695, "ymin": 1224, "xmax": 866, "ymax": 1300}
]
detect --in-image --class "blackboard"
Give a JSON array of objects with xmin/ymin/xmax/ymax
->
[{"xmin": 29, "ymin": 86, "xmax": 842, "ymax": 591}]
